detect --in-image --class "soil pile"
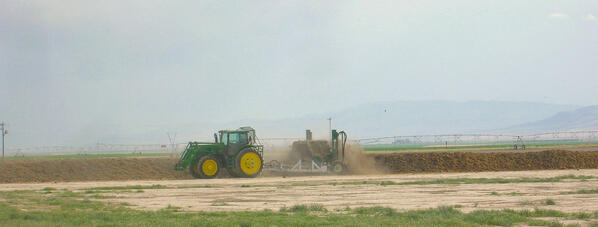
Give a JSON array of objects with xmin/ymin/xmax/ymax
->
[
  {"xmin": 0, "ymin": 157, "xmax": 192, "ymax": 183},
  {"xmin": 371, "ymin": 150, "xmax": 598, "ymax": 173}
]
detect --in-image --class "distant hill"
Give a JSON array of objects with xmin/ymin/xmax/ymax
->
[
  {"xmin": 505, "ymin": 105, "xmax": 598, "ymax": 133},
  {"xmin": 231, "ymin": 100, "xmax": 579, "ymax": 139},
  {"xmin": 91, "ymin": 100, "xmax": 584, "ymax": 143},
  {"xmin": 3, "ymin": 100, "xmax": 586, "ymax": 147}
]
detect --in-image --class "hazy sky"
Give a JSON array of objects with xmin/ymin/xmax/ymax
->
[{"xmin": 1, "ymin": 1, "xmax": 597, "ymax": 146}]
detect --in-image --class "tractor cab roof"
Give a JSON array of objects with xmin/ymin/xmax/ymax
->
[{"xmin": 219, "ymin": 126, "xmax": 255, "ymax": 134}]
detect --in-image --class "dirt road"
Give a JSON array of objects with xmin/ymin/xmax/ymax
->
[{"xmin": 3, "ymin": 169, "xmax": 598, "ymax": 213}]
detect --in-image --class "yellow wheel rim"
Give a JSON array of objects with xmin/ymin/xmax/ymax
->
[
  {"xmin": 201, "ymin": 159, "xmax": 218, "ymax": 176},
  {"xmin": 240, "ymin": 152, "xmax": 261, "ymax": 175}
]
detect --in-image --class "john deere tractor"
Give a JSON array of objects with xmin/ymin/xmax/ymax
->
[{"xmin": 174, "ymin": 127, "xmax": 263, "ymax": 179}]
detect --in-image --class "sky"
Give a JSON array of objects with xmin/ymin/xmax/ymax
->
[{"xmin": 1, "ymin": 1, "xmax": 597, "ymax": 146}]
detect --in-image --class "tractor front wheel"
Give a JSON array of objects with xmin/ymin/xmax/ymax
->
[
  {"xmin": 189, "ymin": 155, "xmax": 221, "ymax": 179},
  {"xmin": 234, "ymin": 149, "xmax": 263, "ymax": 178}
]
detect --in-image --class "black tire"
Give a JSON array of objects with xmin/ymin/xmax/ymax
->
[
  {"xmin": 233, "ymin": 148, "xmax": 263, "ymax": 178},
  {"xmin": 189, "ymin": 155, "xmax": 221, "ymax": 179},
  {"xmin": 189, "ymin": 161, "xmax": 201, "ymax": 178},
  {"xmin": 331, "ymin": 161, "xmax": 344, "ymax": 174}
]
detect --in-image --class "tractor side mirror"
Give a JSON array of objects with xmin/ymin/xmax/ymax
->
[{"xmin": 214, "ymin": 133, "xmax": 218, "ymax": 143}]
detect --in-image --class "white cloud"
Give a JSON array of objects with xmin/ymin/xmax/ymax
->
[
  {"xmin": 549, "ymin": 13, "xmax": 569, "ymax": 19},
  {"xmin": 587, "ymin": 14, "xmax": 596, "ymax": 21}
]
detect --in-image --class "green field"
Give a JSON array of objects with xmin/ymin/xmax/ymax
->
[{"xmin": 1, "ymin": 188, "xmax": 597, "ymax": 227}]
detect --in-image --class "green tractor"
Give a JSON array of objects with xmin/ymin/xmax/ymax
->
[{"xmin": 174, "ymin": 127, "xmax": 263, "ymax": 179}]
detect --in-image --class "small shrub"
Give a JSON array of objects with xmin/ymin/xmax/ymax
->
[
  {"xmin": 289, "ymin": 204, "xmax": 308, "ymax": 213},
  {"xmin": 490, "ymin": 191, "xmax": 499, "ymax": 196},
  {"xmin": 545, "ymin": 199, "xmax": 556, "ymax": 205},
  {"xmin": 165, "ymin": 204, "xmax": 181, "ymax": 211},
  {"xmin": 308, "ymin": 204, "xmax": 327, "ymax": 212}
]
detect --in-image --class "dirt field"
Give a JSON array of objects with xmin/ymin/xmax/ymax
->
[
  {"xmin": 0, "ymin": 157, "xmax": 192, "ymax": 183},
  {"xmin": 2, "ymin": 150, "xmax": 598, "ymax": 183},
  {"xmin": 2, "ymin": 169, "xmax": 598, "ymax": 214}
]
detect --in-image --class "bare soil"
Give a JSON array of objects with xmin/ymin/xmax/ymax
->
[
  {"xmin": 2, "ymin": 150, "xmax": 598, "ymax": 183},
  {"xmin": 0, "ymin": 157, "xmax": 192, "ymax": 183}
]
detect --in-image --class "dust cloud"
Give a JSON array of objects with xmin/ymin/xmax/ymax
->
[{"xmin": 343, "ymin": 143, "xmax": 388, "ymax": 174}]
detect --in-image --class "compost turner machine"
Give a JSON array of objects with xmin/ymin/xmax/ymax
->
[{"xmin": 264, "ymin": 129, "xmax": 348, "ymax": 174}]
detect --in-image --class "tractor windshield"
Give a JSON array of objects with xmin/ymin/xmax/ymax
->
[
  {"xmin": 229, "ymin": 133, "xmax": 239, "ymax": 144},
  {"xmin": 228, "ymin": 132, "xmax": 248, "ymax": 144}
]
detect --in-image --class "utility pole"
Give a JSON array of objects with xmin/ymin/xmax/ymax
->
[
  {"xmin": 328, "ymin": 117, "xmax": 332, "ymax": 145},
  {"xmin": 167, "ymin": 132, "xmax": 177, "ymax": 157},
  {"xmin": 1, "ymin": 122, "xmax": 6, "ymax": 159}
]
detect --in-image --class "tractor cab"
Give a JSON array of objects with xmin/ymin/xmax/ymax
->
[
  {"xmin": 218, "ymin": 127, "xmax": 257, "ymax": 156},
  {"xmin": 218, "ymin": 127, "xmax": 256, "ymax": 145}
]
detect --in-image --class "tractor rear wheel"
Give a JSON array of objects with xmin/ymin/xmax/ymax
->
[
  {"xmin": 234, "ymin": 148, "xmax": 263, "ymax": 178},
  {"xmin": 189, "ymin": 155, "xmax": 221, "ymax": 179}
]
